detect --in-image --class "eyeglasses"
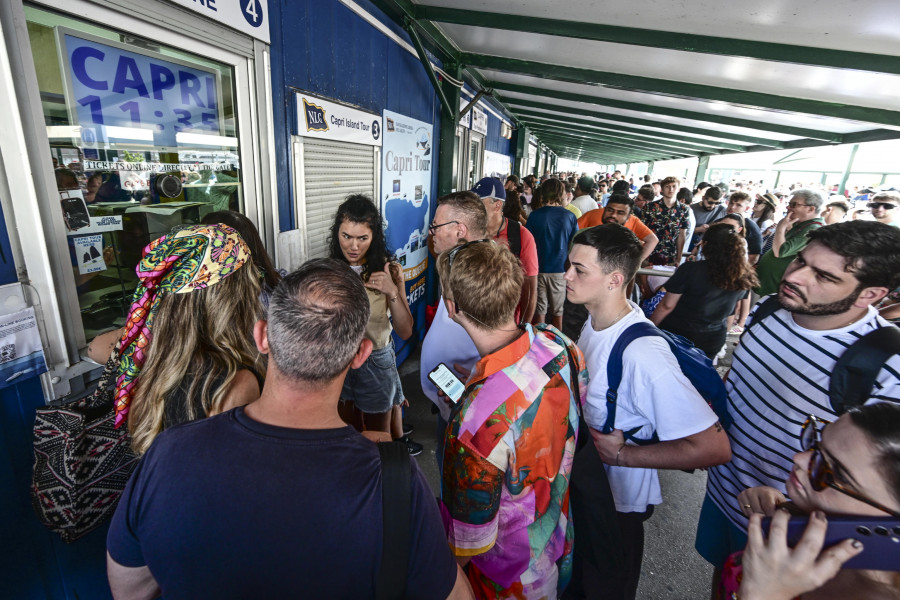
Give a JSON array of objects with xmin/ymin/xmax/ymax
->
[
  {"xmin": 428, "ymin": 220, "xmax": 459, "ymax": 235},
  {"xmin": 868, "ymin": 202, "xmax": 897, "ymax": 210},
  {"xmin": 446, "ymin": 239, "xmax": 490, "ymax": 270},
  {"xmin": 799, "ymin": 416, "xmax": 900, "ymax": 518},
  {"xmin": 788, "ymin": 201, "xmax": 810, "ymax": 208}
]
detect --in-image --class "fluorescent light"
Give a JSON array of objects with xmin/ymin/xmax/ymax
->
[
  {"xmin": 175, "ymin": 132, "xmax": 238, "ymax": 147},
  {"xmin": 105, "ymin": 126, "xmax": 154, "ymax": 141},
  {"xmin": 46, "ymin": 126, "xmax": 81, "ymax": 138}
]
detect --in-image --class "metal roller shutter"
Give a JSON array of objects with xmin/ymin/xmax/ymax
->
[{"xmin": 302, "ymin": 137, "xmax": 377, "ymax": 260}]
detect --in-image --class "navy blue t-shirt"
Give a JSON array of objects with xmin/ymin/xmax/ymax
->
[
  {"xmin": 107, "ymin": 408, "xmax": 456, "ymax": 599},
  {"xmin": 743, "ymin": 218, "xmax": 763, "ymax": 257},
  {"xmin": 525, "ymin": 206, "xmax": 579, "ymax": 273}
]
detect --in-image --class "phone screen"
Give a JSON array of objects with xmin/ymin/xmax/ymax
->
[{"xmin": 428, "ymin": 363, "xmax": 465, "ymax": 403}]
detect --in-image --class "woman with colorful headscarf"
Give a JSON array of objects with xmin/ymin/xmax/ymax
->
[{"xmin": 99, "ymin": 224, "xmax": 263, "ymax": 455}]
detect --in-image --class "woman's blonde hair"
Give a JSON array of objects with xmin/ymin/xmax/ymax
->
[{"xmin": 128, "ymin": 264, "xmax": 262, "ymax": 454}]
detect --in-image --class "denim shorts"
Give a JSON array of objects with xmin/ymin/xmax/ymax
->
[{"xmin": 340, "ymin": 342, "xmax": 404, "ymax": 414}]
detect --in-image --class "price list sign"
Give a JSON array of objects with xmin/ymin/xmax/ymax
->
[{"xmin": 56, "ymin": 28, "xmax": 225, "ymax": 149}]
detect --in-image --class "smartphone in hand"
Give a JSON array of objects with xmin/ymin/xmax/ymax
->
[
  {"xmin": 762, "ymin": 515, "xmax": 900, "ymax": 571},
  {"xmin": 428, "ymin": 363, "xmax": 465, "ymax": 404}
]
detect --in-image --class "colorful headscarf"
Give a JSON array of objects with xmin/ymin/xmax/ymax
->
[{"xmin": 113, "ymin": 224, "xmax": 251, "ymax": 427}]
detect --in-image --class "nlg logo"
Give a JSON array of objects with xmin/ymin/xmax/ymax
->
[{"xmin": 303, "ymin": 98, "xmax": 328, "ymax": 132}]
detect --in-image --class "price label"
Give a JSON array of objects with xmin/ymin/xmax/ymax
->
[{"xmin": 58, "ymin": 29, "xmax": 224, "ymax": 148}]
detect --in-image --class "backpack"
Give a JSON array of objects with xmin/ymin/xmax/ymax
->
[
  {"xmin": 602, "ymin": 322, "xmax": 731, "ymax": 445},
  {"xmin": 745, "ymin": 295, "xmax": 900, "ymax": 413}
]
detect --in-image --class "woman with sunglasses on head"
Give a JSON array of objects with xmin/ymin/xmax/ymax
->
[
  {"xmin": 724, "ymin": 402, "xmax": 900, "ymax": 600},
  {"xmin": 328, "ymin": 194, "xmax": 419, "ymax": 453}
]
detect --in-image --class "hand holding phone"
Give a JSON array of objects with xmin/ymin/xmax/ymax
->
[
  {"xmin": 428, "ymin": 363, "xmax": 465, "ymax": 404},
  {"xmin": 741, "ymin": 511, "xmax": 865, "ymax": 600}
]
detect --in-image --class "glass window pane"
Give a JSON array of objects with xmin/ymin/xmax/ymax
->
[{"xmin": 27, "ymin": 6, "xmax": 245, "ymax": 340}]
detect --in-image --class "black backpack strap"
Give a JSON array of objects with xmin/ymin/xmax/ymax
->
[
  {"xmin": 376, "ymin": 441, "xmax": 411, "ymax": 600},
  {"xmin": 506, "ymin": 218, "xmax": 522, "ymax": 258},
  {"xmin": 830, "ymin": 325, "xmax": 900, "ymax": 413},
  {"xmin": 742, "ymin": 295, "xmax": 782, "ymax": 338}
]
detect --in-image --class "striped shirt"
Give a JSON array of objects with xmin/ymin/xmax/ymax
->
[{"xmin": 707, "ymin": 300, "xmax": 900, "ymax": 529}]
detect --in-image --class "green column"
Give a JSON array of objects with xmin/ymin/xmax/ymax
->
[
  {"xmin": 695, "ymin": 155, "xmax": 709, "ymax": 184},
  {"xmin": 837, "ymin": 144, "xmax": 860, "ymax": 196},
  {"xmin": 514, "ymin": 124, "xmax": 528, "ymax": 177},
  {"xmin": 436, "ymin": 63, "xmax": 462, "ymax": 198}
]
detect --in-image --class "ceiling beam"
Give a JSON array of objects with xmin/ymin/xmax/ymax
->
[
  {"xmin": 513, "ymin": 108, "xmax": 749, "ymax": 151},
  {"xmin": 491, "ymin": 82, "xmax": 840, "ymax": 141},
  {"xmin": 416, "ymin": 6, "xmax": 900, "ymax": 76},
  {"xmin": 520, "ymin": 116, "xmax": 738, "ymax": 153},
  {"xmin": 537, "ymin": 136, "xmax": 691, "ymax": 161},
  {"xmin": 461, "ymin": 53, "xmax": 897, "ymax": 130},
  {"xmin": 508, "ymin": 100, "xmax": 788, "ymax": 147},
  {"xmin": 538, "ymin": 141, "xmax": 659, "ymax": 161},
  {"xmin": 526, "ymin": 122, "xmax": 706, "ymax": 156}
]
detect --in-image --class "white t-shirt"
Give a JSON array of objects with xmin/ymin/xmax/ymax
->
[
  {"xmin": 578, "ymin": 303, "xmax": 718, "ymax": 512},
  {"xmin": 419, "ymin": 298, "xmax": 479, "ymax": 421},
  {"xmin": 572, "ymin": 194, "xmax": 599, "ymax": 215}
]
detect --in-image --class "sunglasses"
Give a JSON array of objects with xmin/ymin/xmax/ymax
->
[
  {"xmin": 800, "ymin": 416, "xmax": 900, "ymax": 518},
  {"xmin": 788, "ymin": 201, "xmax": 810, "ymax": 208},
  {"xmin": 867, "ymin": 202, "xmax": 897, "ymax": 210},
  {"xmin": 428, "ymin": 220, "xmax": 459, "ymax": 235},
  {"xmin": 446, "ymin": 239, "xmax": 491, "ymax": 270}
]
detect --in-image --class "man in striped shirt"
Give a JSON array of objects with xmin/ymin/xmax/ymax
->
[{"xmin": 696, "ymin": 220, "xmax": 900, "ymax": 577}]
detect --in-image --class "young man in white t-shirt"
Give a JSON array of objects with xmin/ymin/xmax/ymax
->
[{"xmin": 562, "ymin": 223, "xmax": 732, "ymax": 600}]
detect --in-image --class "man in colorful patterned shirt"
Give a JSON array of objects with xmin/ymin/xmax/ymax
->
[
  {"xmin": 435, "ymin": 239, "xmax": 586, "ymax": 600},
  {"xmin": 640, "ymin": 175, "xmax": 692, "ymax": 265}
]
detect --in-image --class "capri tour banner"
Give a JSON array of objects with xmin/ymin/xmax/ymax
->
[{"xmin": 380, "ymin": 110, "xmax": 433, "ymax": 361}]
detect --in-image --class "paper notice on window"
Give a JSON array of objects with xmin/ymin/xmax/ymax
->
[
  {"xmin": 73, "ymin": 234, "xmax": 106, "ymax": 275},
  {"xmin": 0, "ymin": 307, "xmax": 48, "ymax": 388}
]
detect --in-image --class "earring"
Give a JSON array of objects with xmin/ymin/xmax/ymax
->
[{"xmin": 608, "ymin": 286, "xmax": 613, "ymax": 290}]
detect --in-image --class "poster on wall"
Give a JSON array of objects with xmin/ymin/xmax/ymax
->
[
  {"xmin": 484, "ymin": 150, "xmax": 513, "ymax": 179},
  {"xmin": 380, "ymin": 110, "xmax": 433, "ymax": 359},
  {"xmin": 0, "ymin": 307, "xmax": 48, "ymax": 389}
]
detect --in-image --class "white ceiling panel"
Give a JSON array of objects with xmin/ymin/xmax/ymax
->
[
  {"xmin": 439, "ymin": 24, "xmax": 900, "ymax": 114},
  {"xmin": 416, "ymin": 0, "xmax": 900, "ymax": 56},
  {"xmin": 477, "ymin": 70, "xmax": 882, "ymax": 136}
]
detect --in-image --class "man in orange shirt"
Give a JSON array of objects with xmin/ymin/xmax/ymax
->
[{"xmin": 578, "ymin": 194, "xmax": 658, "ymax": 263}]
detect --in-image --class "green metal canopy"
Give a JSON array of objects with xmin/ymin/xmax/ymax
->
[{"xmin": 368, "ymin": 0, "xmax": 900, "ymax": 167}]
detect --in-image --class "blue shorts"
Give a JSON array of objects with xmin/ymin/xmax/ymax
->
[
  {"xmin": 694, "ymin": 493, "xmax": 748, "ymax": 568},
  {"xmin": 340, "ymin": 342, "xmax": 403, "ymax": 414}
]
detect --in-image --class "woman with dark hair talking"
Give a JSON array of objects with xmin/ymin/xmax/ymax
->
[
  {"xmin": 650, "ymin": 222, "xmax": 759, "ymax": 358},
  {"xmin": 328, "ymin": 194, "xmax": 419, "ymax": 454}
]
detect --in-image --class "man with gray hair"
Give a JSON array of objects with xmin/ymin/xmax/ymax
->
[
  {"xmin": 420, "ymin": 192, "xmax": 491, "ymax": 464},
  {"xmin": 755, "ymin": 188, "xmax": 825, "ymax": 296},
  {"xmin": 106, "ymin": 259, "xmax": 472, "ymax": 600}
]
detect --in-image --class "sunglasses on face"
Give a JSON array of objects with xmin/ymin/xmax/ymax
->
[
  {"xmin": 868, "ymin": 202, "xmax": 897, "ymax": 210},
  {"xmin": 800, "ymin": 416, "xmax": 900, "ymax": 518},
  {"xmin": 788, "ymin": 201, "xmax": 810, "ymax": 208}
]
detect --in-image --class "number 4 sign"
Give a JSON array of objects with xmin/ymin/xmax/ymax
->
[{"xmin": 167, "ymin": 0, "xmax": 270, "ymax": 43}]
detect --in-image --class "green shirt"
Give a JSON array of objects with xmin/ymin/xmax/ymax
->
[{"xmin": 754, "ymin": 218, "xmax": 825, "ymax": 296}]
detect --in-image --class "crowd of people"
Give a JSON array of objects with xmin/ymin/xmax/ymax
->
[{"xmin": 88, "ymin": 170, "xmax": 900, "ymax": 600}]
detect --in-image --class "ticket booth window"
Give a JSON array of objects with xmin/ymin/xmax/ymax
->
[{"xmin": 26, "ymin": 6, "xmax": 244, "ymax": 340}]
